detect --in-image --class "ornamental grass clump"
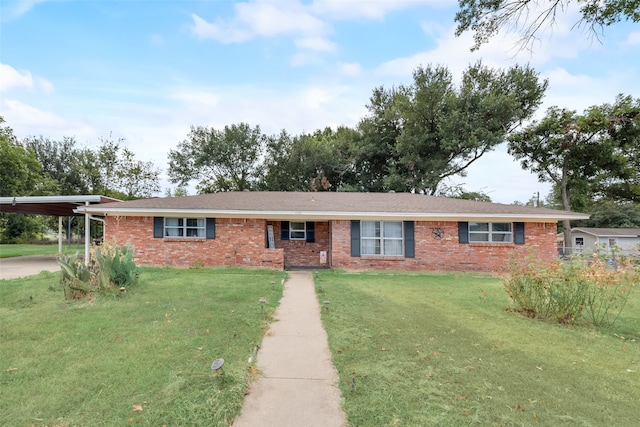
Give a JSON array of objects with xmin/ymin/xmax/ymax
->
[
  {"xmin": 57, "ymin": 242, "xmax": 138, "ymax": 299},
  {"xmin": 504, "ymin": 248, "xmax": 637, "ymax": 326}
]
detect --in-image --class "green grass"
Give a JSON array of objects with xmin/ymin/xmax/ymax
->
[
  {"xmin": 315, "ymin": 270, "xmax": 640, "ymax": 427},
  {"xmin": 0, "ymin": 267, "xmax": 285, "ymax": 427},
  {"xmin": 0, "ymin": 243, "xmax": 84, "ymax": 258}
]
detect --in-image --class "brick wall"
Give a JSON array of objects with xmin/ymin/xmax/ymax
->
[
  {"xmin": 105, "ymin": 216, "xmax": 283, "ymax": 269},
  {"xmin": 105, "ymin": 216, "xmax": 556, "ymax": 273},
  {"xmin": 271, "ymin": 221, "xmax": 331, "ymax": 268},
  {"xmin": 330, "ymin": 220, "xmax": 557, "ymax": 273}
]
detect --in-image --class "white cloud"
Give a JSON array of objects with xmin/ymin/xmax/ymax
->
[
  {"xmin": 290, "ymin": 52, "xmax": 323, "ymax": 67},
  {"xmin": 311, "ymin": 0, "xmax": 454, "ymax": 20},
  {"xmin": 338, "ymin": 62, "xmax": 362, "ymax": 76},
  {"xmin": 191, "ymin": 1, "xmax": 328, "ymax": 43},
  {"xmin": 626, "ymin": 32, "xmax": 640, "ymax": 46},
  {"xmin": 0, "ymin": 63, "xmax": 54, "ymax": 93},
  {"xmin": 295, "ymin": 37, "xmax": 337, "ymax": 53},
  {"xmin": 1, "ymin": 0, "xmax": 48, "ymax": 22},
  {"xmin": 0, "ymin": 98, "xmax": 92, "ymax": 138}
]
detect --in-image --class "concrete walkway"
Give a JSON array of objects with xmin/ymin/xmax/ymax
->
[
  {"xmin": 0, "ymin": 255, "xmax": 60, "ymax": 280},
  {"xmin": 233, "ymin": 271, "xmax": 347, "ymax": 427}
]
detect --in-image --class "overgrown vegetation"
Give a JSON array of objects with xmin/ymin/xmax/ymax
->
[
  {"xmin": 316, "ymin": 270, "xmax": 639, "ymax": 426},
  {"xmin": 504, "ymin": 248, "xmax": 638, "ymax": 326},
  {"xmin": 0, "ymin": 267, "xmax": 285, "ymax": 426},
  {"xmin": 57, "ymin": 242, "xmax": 139, "ymax": 299}
]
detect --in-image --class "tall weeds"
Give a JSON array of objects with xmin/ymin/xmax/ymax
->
[{"xmin": 504, "ymin": 248, "xmax": 637, "ymax": 326}]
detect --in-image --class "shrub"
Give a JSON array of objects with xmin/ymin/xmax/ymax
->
[
  {"xmin": 504, "ymin": 248, "xmax": 637, "ymax": 326},
  {"xmin": 57, "ymin": 242, "xmax": 138, "ymax": 299}
]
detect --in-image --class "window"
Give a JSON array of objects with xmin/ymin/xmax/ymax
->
[
  {"xmin": 361, "ymin": 221, "xmax": 403, "ymax": 256},
  {"xmin": 164, "ymin": 218, "xmax": 206, "ymax": 238},
  {"xmin": 608, "ymin": 238, "xmax": 617, "ymax": 247},
  {"xmin": 575, "ymin": 237, "xmax": 584, "ymax": 246},
  {"xmin": 289, "ymin": 222, "xmax": 306, "ymax": 240},
  {"xmin": 469, "ymin": 222, "xmax": 512, "ymax": 243}
]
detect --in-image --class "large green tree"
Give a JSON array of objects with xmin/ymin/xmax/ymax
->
[
  {"xmin": 78, "ymin": 137, "xmax": 161, "ymax": 199},
  {"xmin": 508, "ymin": 95, "xmax": 639, "ymax": 250},
  {"xmin": 168, "ymin": 123, "xmax": 267, "ymax": 193},
  {"xmin": 0, "ymin": 118, "xmax": 47, "ymax": 243},
  {"xmin": 23, "ymin": 136, "xmax": 88, "ymax": 195},
  {"xmin": 455, "ymin": 0, "xmax": 640, "ymax": 51},
  {"xmin": 260, "ymin": 127, "xmax": 357, "ymax": 192},
  {"xmin": 0, "ymin": 118, "xmax": 41, "ymax": 197},
  {"xmin": 357, "ymin": 62, "xmax": 547, "ymax": 195}
]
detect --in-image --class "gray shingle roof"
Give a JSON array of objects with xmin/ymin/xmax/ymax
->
[
  {"xmin": 77, "ymin": 191, "xmax": 589, "ymax": 221},
  {"xmin": 572, "ymin": 228, "xmax": 640, "ymax": 237}
]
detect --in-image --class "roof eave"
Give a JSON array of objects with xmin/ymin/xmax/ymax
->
[{"xmin": 75, "ymin": 206, "xmax": 590, "ymax": 222}]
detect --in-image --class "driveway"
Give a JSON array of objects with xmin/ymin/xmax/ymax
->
[{"xmin": 0, "ymin": 255, "xmax": 60, "ymax": 280}]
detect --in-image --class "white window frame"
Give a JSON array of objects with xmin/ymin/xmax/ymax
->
[
  {"xmin": 469, "ymin": 222, "xmax": 513, "ymax": 243},
  {"xmin": 165, "ymin": 217, "xmax": 206, "ymax": 238},
  {"xmin": 289, "ymin": 221, "xmax": 306, "ymax": 240},
  {"xmin": 361, "ymin": 220, "xmax": 404, "ymax": 256}
]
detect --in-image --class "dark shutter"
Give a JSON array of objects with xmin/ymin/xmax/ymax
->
[
  {"xmin": 458, "ymin": 222, "xmax": 469, "ymax": 244},
  {"xmin": 350, "ymin": 220, "xmax": 361, "ymax": 257},
  {"xmin": 281, "ymin": 221, "xmax": 290, "ymax": 240},
  {"xmin": 206, "ymin": 218, "xmax": 216, "ymax": 239},
  {"xmin": 514, "ymin": 222, "xmax": 525, "ymax": 245},
  {"xmin": 306, "ymin": 222, "xmax": 315, "ymax": 242},
  {"xmin": 153, "ymin": 217, "xmax": 163, "ymax": 238},
  {"xmin": 404, "ymin": 221, "xmax": 415, "ymax": 258}
]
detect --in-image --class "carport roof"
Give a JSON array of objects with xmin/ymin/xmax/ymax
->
[{"xmin": 0, "ymin": 195, "xmax": 121, "ymax": 216}]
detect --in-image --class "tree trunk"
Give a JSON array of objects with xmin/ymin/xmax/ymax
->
[{"xmin": 560, "ymin": 174, "xmax": 572, "ymax": 256}]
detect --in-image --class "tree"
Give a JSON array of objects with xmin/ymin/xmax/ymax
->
[
  {"xmin": 589, "ymin": 95, "xmax": 640, "ymax": 202},
  {"xmin": 0, "ymin": 118, "xmax": 41, "ymax": 197},
  {"xmin": 23, "ymin": 136, "xmax": 89, "ymax": 195},
  {"xmin": 455, "ymin": 0, "xmax": 640, "ymax": 51},
  {"xmin": 438, "ymin": 183, "xmax": 493, "ymax": 202},
  {"xmin": 168, "ymin": 123, "xmax": 267, "ymax": 193},
  {"xmin": 507, "ymin": 96, "xmax": 638, "ymax": 250},
  {"xmin": 576, "ymin": 200, "xmax": 640, "ymax": 227},
  {"xmin": 357, "ymin": 62, "xmax": 547, "ymax": 195},
  {"xmin": 78, "ymin": 136, "xmax": 161, "ymax": 199},
  {"xmin": 0, "ymin": 118, "xmax": 47, "ymax": 243},
  {"xmin": 116, "ymin": 148, "xmax": 161, "ymax": 199},
  {"xmin": 260, "ymin": 127, "xmax": 358, "ymax": 192}
]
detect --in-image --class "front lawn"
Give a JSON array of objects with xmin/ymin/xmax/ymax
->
[
  {"xmin": 0, "ymin": 243, "xmax": 84, "ymax": 258},
  {"xmin": 316, "ymin": 271, "xmax": 639, "ymax": 426},
  {"xmin": 0, "ymin": 267, "xmax": 285, "ymax": 426}
]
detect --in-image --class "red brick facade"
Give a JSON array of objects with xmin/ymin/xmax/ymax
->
[
  {"xmin": 330, "ymin": 220, "xmax": 557, "ymax": 272},
  {"xmin": 105, "ymin": 216, "xmax": 557, "ymax": 273}
]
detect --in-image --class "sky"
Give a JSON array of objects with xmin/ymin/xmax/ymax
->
[{"xmin": 1, "ymin": 0, "xmax": 638, "ymax": 204}]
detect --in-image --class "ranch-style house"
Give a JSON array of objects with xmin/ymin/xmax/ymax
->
[{"xmin": 75, "ymin": 191, "xmax": 589, "ymax": 272}]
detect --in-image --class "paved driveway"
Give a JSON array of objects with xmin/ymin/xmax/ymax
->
[{"xmin": 0, "ymin": 255, "xmax": 60, "ymax": 280}]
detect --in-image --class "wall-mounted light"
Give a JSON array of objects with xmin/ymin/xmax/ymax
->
[{"xmin": 12, "ymin": 197, "xmax": 17, "ymax": 206}]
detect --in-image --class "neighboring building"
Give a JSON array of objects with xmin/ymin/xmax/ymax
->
[
  {"xmin": 570, "ymin": 228, "xmax": 640, "ymax": 256},
  {"xmin": 75, "ymin": 192, "xmax": 589, "ymax": 273}
]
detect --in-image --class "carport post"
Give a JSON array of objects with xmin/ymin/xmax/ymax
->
[
  {"xmin": 58, "ymin": 216, "xmax": 63, "ymax": 254},
  {"xmin": 84, "ymin": 201, "xmax": 90, "ymax": 265}
]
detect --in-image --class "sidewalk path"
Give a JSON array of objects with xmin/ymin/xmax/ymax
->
[{"xmin": 232, "ymin": 270, "xmax": 348, "ymax": 427}]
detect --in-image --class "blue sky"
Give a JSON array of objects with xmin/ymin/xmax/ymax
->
[{"xmin": 1, "ymin": 0, "xmax": 638, "ymax": 203}]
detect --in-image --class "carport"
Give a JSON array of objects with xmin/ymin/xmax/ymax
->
[{"xmin": 0, "ymin": 195, "xmax": 120, "ymax": 264}]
